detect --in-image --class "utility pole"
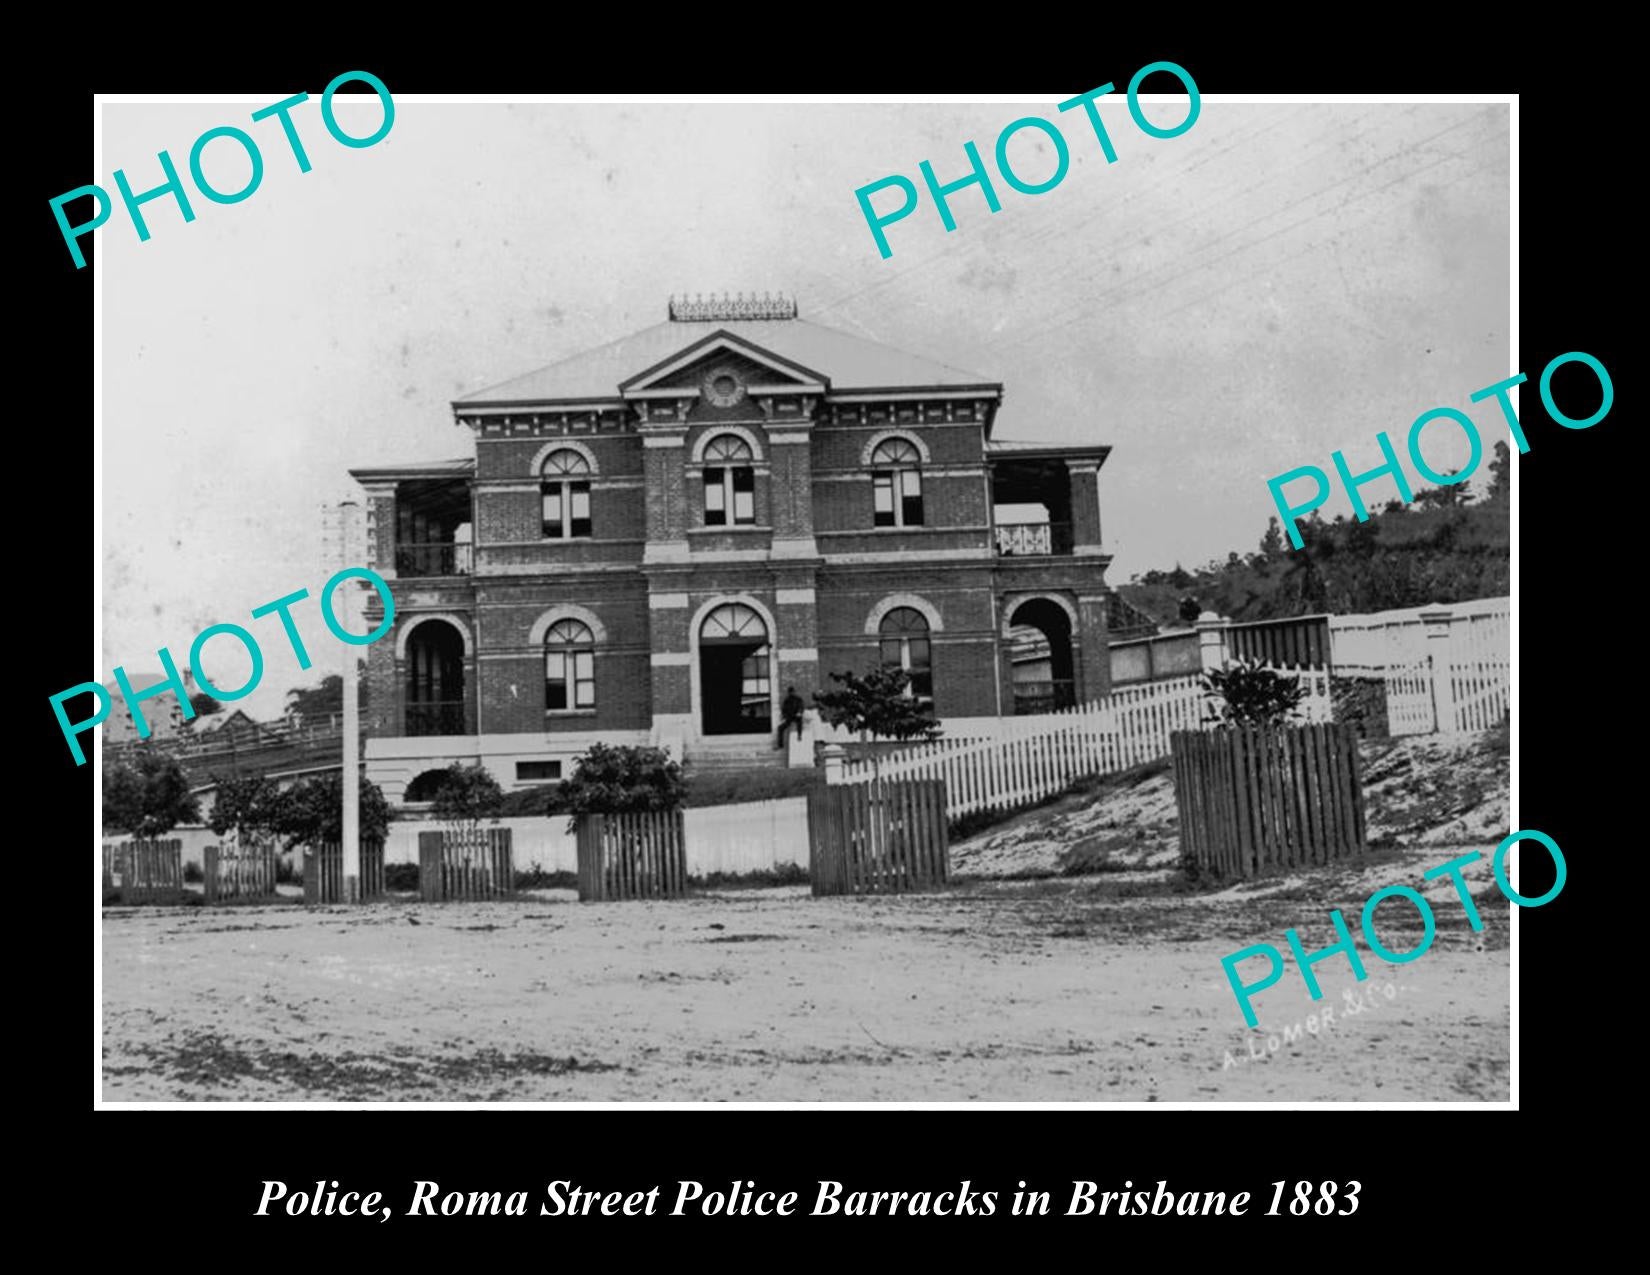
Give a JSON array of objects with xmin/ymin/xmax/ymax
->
[{"xmin": 324, "ymin": 501, "xmax": 368, "ymax": 903}]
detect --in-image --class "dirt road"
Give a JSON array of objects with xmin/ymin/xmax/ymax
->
[{"xmin": 101, "ymin": 845, "xmax": 1510, "ymax": 1103}]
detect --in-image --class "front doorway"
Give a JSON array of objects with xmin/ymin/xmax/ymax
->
[{"xmin": 699, "ymin": 603, "xmax": 772, "ymax": 736}]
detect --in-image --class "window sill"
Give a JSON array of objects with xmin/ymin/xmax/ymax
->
[
  {"xmin": 545, "ymin": 709, "xmax": 599, "ymax": 718},
  {"xmin": 690, "ymin": 525, "xmax": 771, "ymax": 534}
]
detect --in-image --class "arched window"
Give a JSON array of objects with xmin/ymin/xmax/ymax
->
[
  {"xmin": 702, "ymin": 434, "xmax": 756, "ymax": 527},
  {"xmin": 545, "ymin": 618, "xmax": 595, "ymax": 711},
  {"xmin": 541, "ymin": 449, "xmax": 593, "ymax": 539},
  {"xmin": 870, "ymin": 437, "xmax": 924, "ymax": 527},
  {"xmin": 879, "ymin": 606, "xmax": 933, "ymax": 703}
]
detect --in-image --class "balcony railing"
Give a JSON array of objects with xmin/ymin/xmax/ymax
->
[
  {"xmin": 395, "ymin": 542, "xmax": 473, "ymax": 577},
  {"xmin": 994, "ymin": 522, "xmax": 1073, "ymax": 557},
  {"xmin": 1012, "ymin": 680, "xmax": 1076, "ymax": 715},
  {"xmin": 405, "ymin": 700, "xmax": 466, "ymax": 737}
]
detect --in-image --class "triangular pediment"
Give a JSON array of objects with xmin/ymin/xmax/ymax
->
[{"xmin": 620, "ymin": 330, "xmax": 828, "ymax": 395}]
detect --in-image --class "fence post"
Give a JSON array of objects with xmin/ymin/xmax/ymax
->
[
  {"xmin": 1419, "ymin": 606, "xmax": 1458, "ymax": 735},
  {"xmin": 204, "ymin": 844, "xmax": 220, "ymax": 905},
  {"xmin": 1195, "ymin": 612, "xmax": 1230, "ymax": 671},
  {"xmin": 822, "ymin": 743, "xmax": 846, "ymax": 785}
]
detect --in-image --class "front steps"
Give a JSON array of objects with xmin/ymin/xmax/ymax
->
[{"xmin": 685, "ymin": 735, "xmax": 792, "ymax": 772}]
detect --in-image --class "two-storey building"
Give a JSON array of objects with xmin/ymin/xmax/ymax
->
[{"xmin": 351, "ymin": 294, "xmax": 1115, "ymax": 803}]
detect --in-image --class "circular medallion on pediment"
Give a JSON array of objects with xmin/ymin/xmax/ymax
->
[{"xmin": 701, "ymin": 365, "xmax": 747, "ymax": 408}]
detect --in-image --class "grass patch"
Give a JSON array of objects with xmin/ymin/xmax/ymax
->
[{"xmin": 683, "ymin": 769, "xmax": 824, "ymax": 808}]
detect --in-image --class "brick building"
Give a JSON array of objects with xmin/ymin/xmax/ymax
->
[{"xmin": 350, "ymin": 294, "xmax": 1114, "ymax": 802}]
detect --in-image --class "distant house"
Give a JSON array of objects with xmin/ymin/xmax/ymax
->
[{"xmin": 102, "ymin": 667, "xmax": 196, "ymax": 745}]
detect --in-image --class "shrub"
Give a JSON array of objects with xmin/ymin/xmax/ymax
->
[
  {"xmin": 183, "ymin": 862, "xmax": 203, "ymax": 883},
  {"xmin": 1199, "ymin": 657, "xmax": 1307, "ymax": 727},
  {"xmin": 207, "ymin": 775, "xmax": 283, "ymax": 840},
  {"xmin": 558, "ymin": 744, "xmax": 685, "ymax": 817},
  {"xmin": 103, "ymin": 752, "xmax": 199, "ymax": 837},
  {"xmin": 384, "ymin": 862, "xmax": 420, "ymax": 892},
  {"xmin": 271, "ymin": 773, "xmax": 392, "ymax": 850},
  {"xmin": 428, "ymin": 764, "xmax": 505, "ymax": 841}
]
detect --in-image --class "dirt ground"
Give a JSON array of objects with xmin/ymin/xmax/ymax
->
[
  {"xmin": 102, "ymin": 846, "xmax": 1509, "ymax": 1103},
  {"xmin": 103, "ymin": 732, "xmax": 1511, "ymax": 1103}
]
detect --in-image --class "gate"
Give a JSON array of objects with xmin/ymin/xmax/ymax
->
[
  {"xmin": 575, "ymin": 810, "xmax": 688, "ymax": 901},
  {"xmin": 205, "ymin": 837, "xmax": 280, "ymax": 904},
  {"xmin": 303, "ymin": 840, "xmax": 387, "ymax": 904},
  {"xmin": 103, "ymin": 839, "xmax": 184, "ymax": 904},
  {"xmin": 417, "ymin": 828, "xmax": 513, "ymax": 901},
  {"xmin": 807, "ymin": 778, "xmax": 949, "ymax": 896}
]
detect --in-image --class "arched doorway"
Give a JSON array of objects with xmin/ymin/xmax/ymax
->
[
  {"xmin": 698, "ymin": 602, "xmax": 772, "ymax": 736},
  {"xmin": 1007, "ymin": 598, "xmax": 1076, "ymax": 714},
  {"xmin": 403, "ymin": 769, "xmax": 452, "ymax": 802},
  {"xmin": 404, "ymin": 620, "xmax": 466, "ymax": 736}
]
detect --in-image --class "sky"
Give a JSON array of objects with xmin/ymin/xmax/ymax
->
[{"xmin": 99, "ymin": 96, "xmax": 1510, "ymax": 721}]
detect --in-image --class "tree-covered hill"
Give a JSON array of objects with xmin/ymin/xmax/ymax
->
[{"xmin": 1121, "ymin": 443, "xmax": 1510, "ymax": 624}]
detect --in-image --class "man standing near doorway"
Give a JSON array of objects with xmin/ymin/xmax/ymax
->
[{"xmin": 778, "ymin": 685, "xmax": 805, "ymax": 750}]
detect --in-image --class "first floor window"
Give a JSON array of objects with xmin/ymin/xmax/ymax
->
[
  {"xmin": 703, "ymin": 434, "xmax": 756, "ymax": 525},
  {"xmin": 870, "ymin": 437, "xmax": 924, "ymax": 527},
  {"xmin": 545, "ymin": 618, "xmax": 596, "ymax": 710},
  {"xmin": 879, "ymin": 607, "xmax": 933, "ymax": 703},
  {"xmin": 542, "ymin": 449, "xmax": 593, "ymax": 539}
]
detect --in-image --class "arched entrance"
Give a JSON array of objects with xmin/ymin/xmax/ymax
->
[
  {"xmin": 1007, "ymin": 598, "xmax": 1076, "ymax": 714},
  {"xmin": 698, "ymin": 602, "xmax": 772, "ymax": 736},
  {"xmin": 404, "ymin": 619, "xmax": 466, "ymax": 736},
  {"xmin": 403, "ymin": 769, "xmax": 452, "ymax": 802}
]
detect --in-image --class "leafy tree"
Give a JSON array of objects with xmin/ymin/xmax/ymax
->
[
  {"xmin": 283, "ymin": 667, "xmax": 369, "ymax": 725},
  {"xmin": 428, "ymin": 763, "xmax": 504, "ymax": 843},
  {"xmin": 207, "ymin": 774, "xmax": 284, "ymax": 842},
  {"xmin": 270, "ymin": 773, "xmax": 391, "ymax": 850},
  {"xmin": 103, "ymin": 751, "xmax": 200, "ymax": 837},
  {"xmin": 1486, "ymin": 440, "xmax": 1511, "ymax": 502},
  {"xmin": 555, "ymin": 744, "xmax": 685, "ymax": 829},
  {"xmin": 1200, "ymin": 657, "xmax": 1308, "ymax": 727},
  {"xmin": 814, "ymin": 665, "xmax": 939, "ymax": 775}
]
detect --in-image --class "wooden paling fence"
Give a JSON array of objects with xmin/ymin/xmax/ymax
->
[
  {"xmin": 808, "ymin": 778, "xmax": 950, "ymax": 896},
  {"xmin": 102, "ymin": 839, "xmax": 184, "ymax": 904},
  {"xmin": 304, "ymin": 840, "xmax": 387, "ymax": 904},
  {"xmin": 1172, "ymin": 723, "xmax": 1366, "ymax": 879},
  {"xmin": 575, "ymin": 810, "xmax": 688, "ymax": 902},
  {"xmin": 418, "ymin": 828, "xmax": 513, "ymax": 902},
  {"xmin": 204, "ymin": 838, "xmax": 279, "ymax": 904},
  {"xmin": 839, "ymin": 673, "xmax": 1331, "ymax": 823}
]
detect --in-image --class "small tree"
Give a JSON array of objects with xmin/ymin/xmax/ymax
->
[
  {"xmin": 1200, "ymin": 657, "xmax": 1308, "ymax": 727},
  {"xmin": 270, "ymin": 773, "xmax": 391, "ymax": 851},
  {"xmin": 207, "ymin": 774, "xmax": 284, "ymax": 845},
  {"xmin": 813, "ymin": 665, "xmax": 939, "ymax": 775},
  {"xmin": 188, "ymin": 693, "xmax": 223, "ymax": 718},
  {"xmin": 103, "ymin": 751, "xmax": 200, "ymax": 837},
  {"xmin": 556, "ymin": 744, "xmax": 684, "ymax": 829},
  {"xmin": 428, "ymin": 763, "xmax": 504, "ymax": 844}
]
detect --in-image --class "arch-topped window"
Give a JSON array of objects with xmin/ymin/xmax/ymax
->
[
  {"xmin": 542, "ymin": 449, "xmax": 593, "ymax": 539},
  {"xmin": 545, "ymin": 618, "xmax": 595, "ymax": 711},
  {"xmin": 870, "ymin": 436, "xmax": 924, "ymax": 527},
  {"xmin": 703, "ymin": 434, "xmax": 756, "ymax": 527},
  {"xmin": 879, "ymin": 606, "xmax": 933, "ymax": 703}
]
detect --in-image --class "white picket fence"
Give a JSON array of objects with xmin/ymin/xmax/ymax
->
[
  {"xmin": 1329, "ymin": 597, "xmax": 1509, "ymax": 736},
  {"xmin": 837, "ymin": 669, "xmax": 1331, "ymax": 821}
]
